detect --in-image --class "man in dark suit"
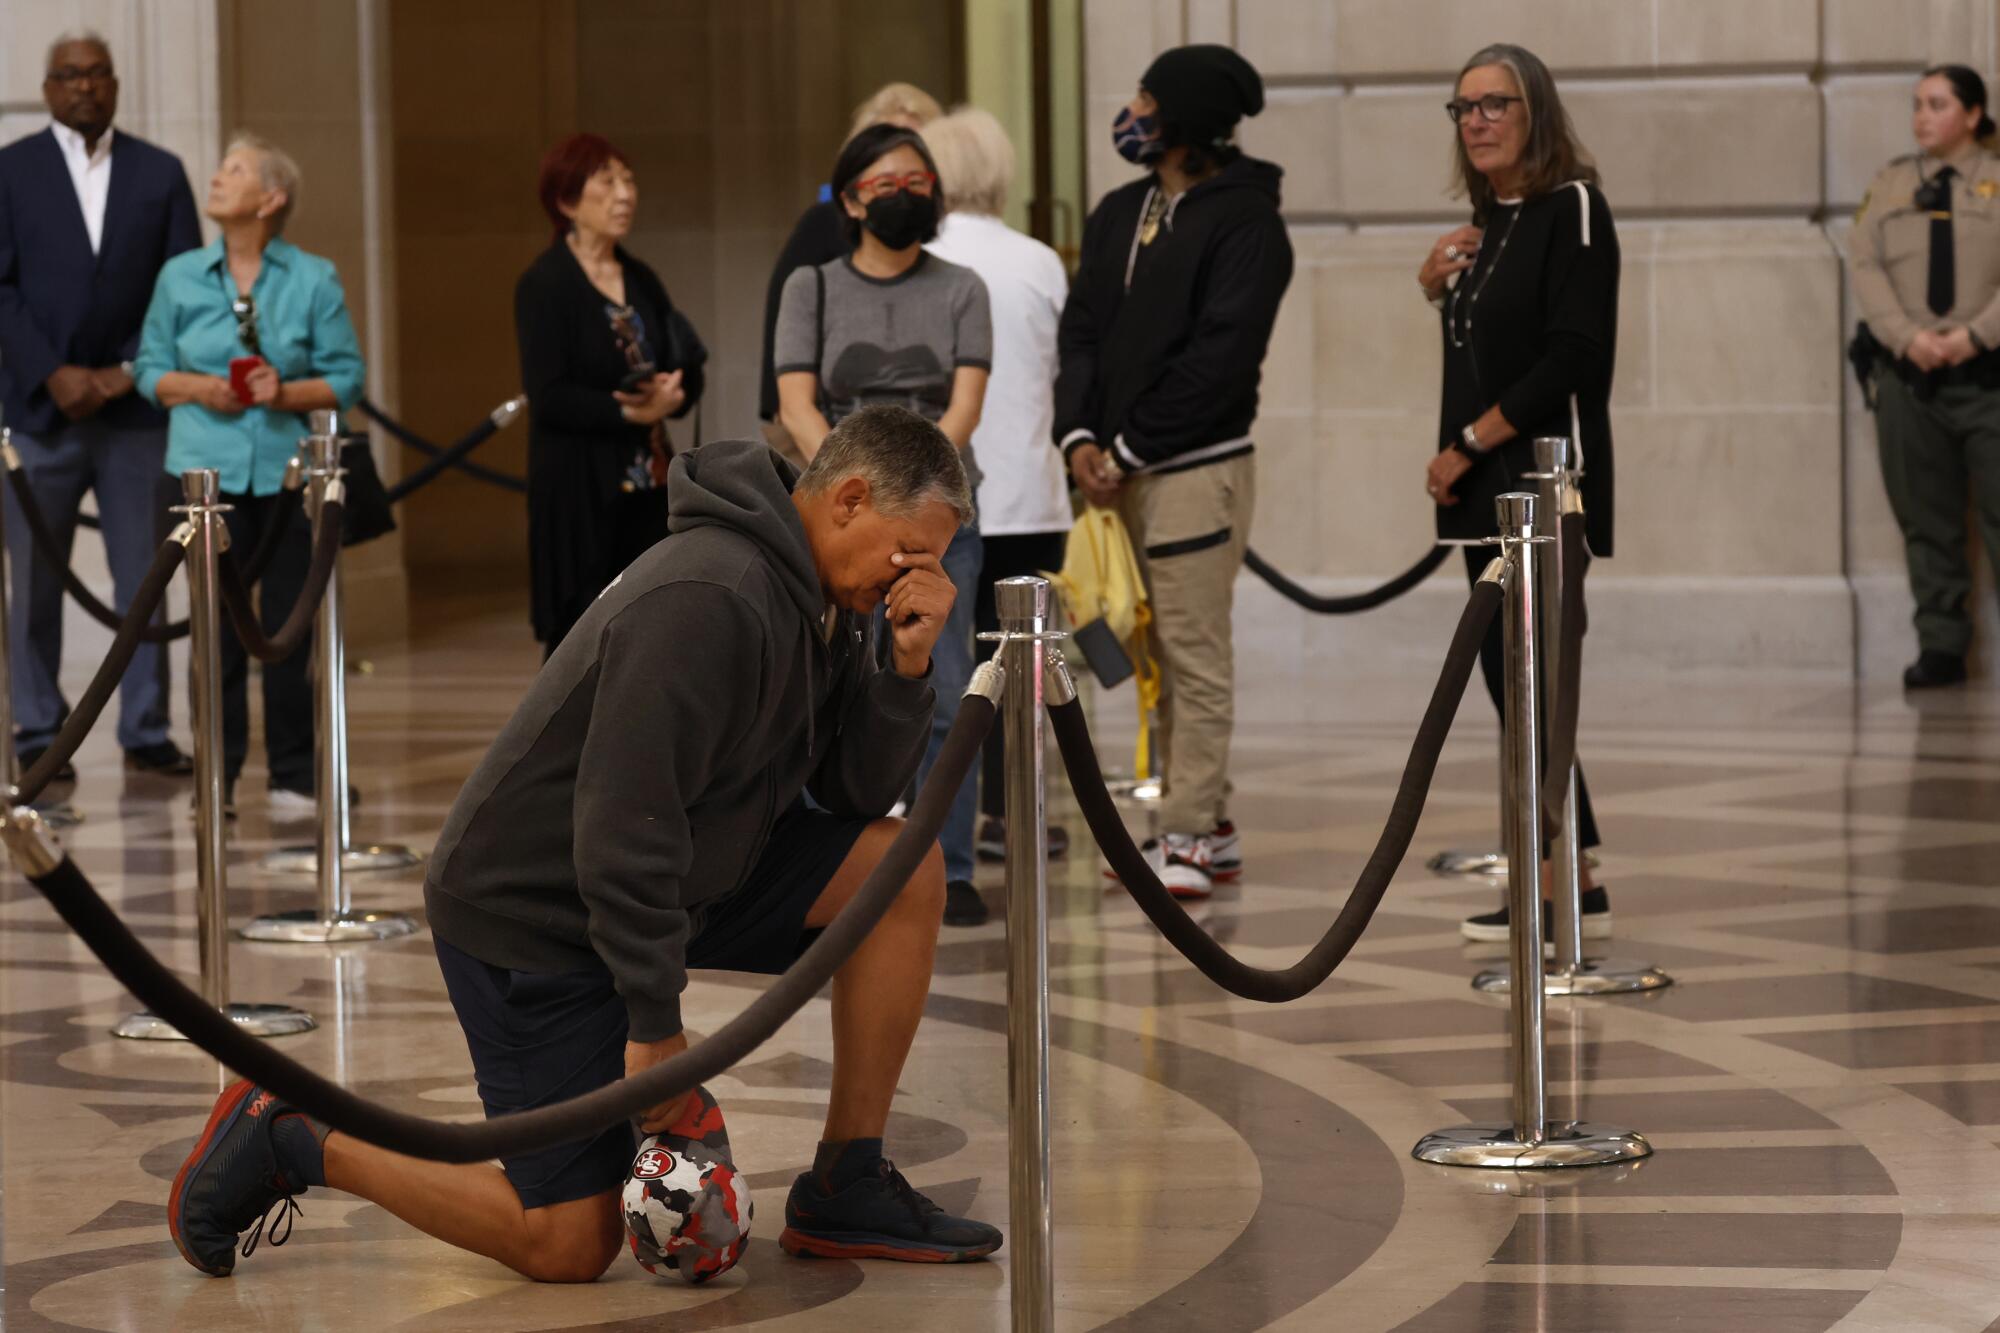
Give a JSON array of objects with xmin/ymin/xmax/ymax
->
[{"xmin": 0, "ymin": 31, "xmax": 201, "ymax": 778}]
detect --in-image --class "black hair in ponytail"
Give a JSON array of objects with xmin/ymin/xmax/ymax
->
[{"xmin": 1924, "ymin": 64, "xmax": 1998, "ymax": 140}]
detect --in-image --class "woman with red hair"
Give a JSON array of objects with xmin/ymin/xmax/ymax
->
[{"xmin": 515, "ymin": 133, "xmax": 707, "ymax": 655}]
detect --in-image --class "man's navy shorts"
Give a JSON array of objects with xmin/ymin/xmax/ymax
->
[{"xmin": 434, "ymin": 800, "xmax": 870, "ymax": 1209}]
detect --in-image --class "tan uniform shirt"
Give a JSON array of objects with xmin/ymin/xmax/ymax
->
[{"xmin": 1852, "ymin": 142, "xmax": 2000, "ymax": 356}]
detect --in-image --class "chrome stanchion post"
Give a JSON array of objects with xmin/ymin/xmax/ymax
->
[
  {"xmin": 1413, "ymin": 493, "xmax": 1646, "ymax": 1169},
  {"xmin": 115, "ymin": 470, "xmax": 313, "ymax": 1040},
  {"xmin": 1539, "ymin": 437, "xmax": 1582, "ymax": 974},
  {"xmin": 988, "ymin": 575, "xmax": 1057, "ymax": 1332},
  {"xmin": 1476, "ymin": 439, "xmax": 1670, "ymax": 999},
  {"xmin": 0, "ymin": 429, "xmax": 80, "ymax": 828},
  {"xmin": 0, "ymin": 429, "xmax": 17, "ymax": 797},
  {"xmin": 247, "ymin": 414, "xmax": 418, "ymax": 942}
]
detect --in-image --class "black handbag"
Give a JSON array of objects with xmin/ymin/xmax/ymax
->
[{"xmin": 338, "ymin": 434, "xmax": 398, "ymax": 546}]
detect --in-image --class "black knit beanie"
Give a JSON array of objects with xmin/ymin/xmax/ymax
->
[{"xmin": 1141, "ymin": 45, "xmax": 1265, "ymax": 147}]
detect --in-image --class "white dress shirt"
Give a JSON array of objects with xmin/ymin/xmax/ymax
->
[
  {"xmin": 926, "ymin": 211, "xmax": 1073, "ymax": 536},
  {"xmin": 50, "ymin": 120, "xmax": 114, "ymax": 255}
]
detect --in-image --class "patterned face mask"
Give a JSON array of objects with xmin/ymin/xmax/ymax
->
[{"xmin": 1112, "ymin": 106, "xmax": 1165, "ymax": 164}]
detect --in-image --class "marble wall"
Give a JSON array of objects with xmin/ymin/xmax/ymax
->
[{"xmin": 1082, "ymin": 0, "xmax": 2000, "ymax": 683}]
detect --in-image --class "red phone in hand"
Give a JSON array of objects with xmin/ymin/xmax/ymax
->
[{"xmin": 229, "ymin": 356, "xmax": 265, "ymax": 405}]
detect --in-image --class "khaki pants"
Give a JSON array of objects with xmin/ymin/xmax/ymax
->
[
  {"xmin": 1119, "ymin": 454, "xmax": 1255, "ymax": 835},
  {"xmin": 1874, "ymin": 371, "xmax": 2000, "ymax": 656}
]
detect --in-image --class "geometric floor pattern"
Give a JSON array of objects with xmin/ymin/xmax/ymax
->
[{"xmin": 8, "ymin": 591, "xmax": 2000, "ymax": 1329}]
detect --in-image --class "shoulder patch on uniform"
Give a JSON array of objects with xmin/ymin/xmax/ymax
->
[{"xmin": 1978, "ymin": 179, "xmax": 1998, "ymax": 199}]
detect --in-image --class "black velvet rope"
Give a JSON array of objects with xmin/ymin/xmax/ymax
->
[
  {"xmin": 214, "ymin": 499, "xmax": 345, "ymax": 664},
  {"xmin": 5, "ymin": 464, "xmax": 188, "ymax": 642},
  {"xmin": 15, "ymin": 539, "xmax": 188, "ymax": 802},
  {"xmin": 359, "ymin": 399, "xmax": 528, "ymax": 497},
  {"xmin": 1049, "ymin": 578, "xmax": 1501, "ymax": 1002},
  {"xmin": 1540, "ymin": 511, "xmax": 1588, "ymax": 832},
  {"xmin": 1243, "ymin": 544, "xmax": 1451, "ymax": 615},
  {"xmin": 13, "ymin": 695, "xmax": 993, "ymax": 1163}
]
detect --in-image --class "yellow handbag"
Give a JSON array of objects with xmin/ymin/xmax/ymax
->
[{"xmin": 1044, "ymin": 507, "xmax": 1162, "ymax": 779}]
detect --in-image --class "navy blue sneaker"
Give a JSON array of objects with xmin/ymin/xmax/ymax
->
[
  {"xmin": 169, "ymin": 1079, "xmax": 310, "ymax": 1276},
  {"xmin": 780, "ymin": 1158, "xmax": 1002, "ymax": 1262}
]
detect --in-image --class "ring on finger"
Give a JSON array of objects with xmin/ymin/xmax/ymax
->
[{"xmin": 1444, "ymin": 244, "xmax": 1461, "ymax": 261}]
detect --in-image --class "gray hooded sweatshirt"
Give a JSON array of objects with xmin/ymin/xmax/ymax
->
[{"xmin": 423, "ymin": 438, "xmax": 935, "ymax": 1040}]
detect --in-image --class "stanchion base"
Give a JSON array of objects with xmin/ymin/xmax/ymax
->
[
  {"xmin": 29, "ymin": 800, "xmax": 82, "ymax": 829},
  {"xmin": 1471, "ymin": 957, "xmax": 1674, "ymax": 995},
  {"xmin": 1427, "ymin": 847, "xmax": 1505, "ymax": 877},
  {"xmin": 1412, "ymin": 1122, "xmax": 1652, "ymax": 1169},
  {"xmin": 1426, "ymin": 848, "xmax": 1601, "ymax": 879},
  {"xmin": 238, "ymin": 908, "xmax": 420, "ymax": 944},
  {"xmin": 112, "ymin": 1003, "xmax": 317, "ymax": 1041},
  {"xmin": 258, "ymin": 843, "xmax": 424, "ymax": 875}
]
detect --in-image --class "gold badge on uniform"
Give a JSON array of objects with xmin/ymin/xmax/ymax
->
[{"xmin": 1978, "ymin": 180, "xmax": 1998, "ymax": 199}]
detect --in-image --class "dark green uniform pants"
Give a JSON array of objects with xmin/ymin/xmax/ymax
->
[{"xmin": 1873, "ymin": 369, "xmax": 2000, "ymax": 656}]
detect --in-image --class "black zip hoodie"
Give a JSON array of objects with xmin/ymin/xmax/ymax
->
[
  {"xmin": 423, "ymin": 439, "xmax": 935, "ymax": 1041},
  {"xmin": 1053, "ymin": 155, "xmax": 1294, "ymax": 475}
]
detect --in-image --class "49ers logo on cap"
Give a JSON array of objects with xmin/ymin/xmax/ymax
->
[{"xmin": 632, "ymin": 1148, "xmax": 676, "ymax": 1180}]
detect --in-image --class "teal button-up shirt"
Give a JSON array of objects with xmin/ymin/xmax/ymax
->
[{"xmin": 134, "ymin": 236, "xmax": 365, "ymax": 495}]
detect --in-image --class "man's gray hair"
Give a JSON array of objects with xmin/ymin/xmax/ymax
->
[
  {"xmin": 795, "ymin": 404, "xmax": 974, "ymax": 523},
  {"xmin": 47, "ymin": 28, "xmax": 112, "ymax": 71},
  {"xmin": 224, "ymin": 131, "xmax": 302, "ymax": 234}
]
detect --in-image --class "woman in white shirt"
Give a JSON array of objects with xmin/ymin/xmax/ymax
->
[{"xmin": 924, "ymin": 107, "xmax": 1073, "ymax": 867}]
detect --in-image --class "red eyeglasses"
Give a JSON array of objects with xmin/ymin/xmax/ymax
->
[{"xmin": 849, "ymin": 171, "xmax": 937, "ymax": 201}]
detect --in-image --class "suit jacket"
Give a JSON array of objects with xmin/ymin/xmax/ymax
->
[{"xmin": 0, "ymin": 127, "xmax": 201, "ymax": 435}]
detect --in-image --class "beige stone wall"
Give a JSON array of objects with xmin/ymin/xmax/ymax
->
[{"xmin": 1084, "ymin": 0, "xmax": 2000, "ymax": 682}]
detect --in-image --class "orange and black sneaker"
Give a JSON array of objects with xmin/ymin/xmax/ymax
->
[
  {"xmin": 168, "ymin": 1079, "xmax": 313, "ymax": 1276},
  {"xmin": 780, "ymin": 1157, "xmax": 1002, "ymax": 1263}
]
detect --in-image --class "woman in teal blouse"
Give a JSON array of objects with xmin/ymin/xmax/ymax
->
[{"xmin": 134, "ymin": 133, "xmax": 365, "ymax": 816}]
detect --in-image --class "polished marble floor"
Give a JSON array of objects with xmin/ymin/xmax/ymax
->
[{"xmin": 8, "ymin": 590, "xmax": 2000, "ymax": 1329}]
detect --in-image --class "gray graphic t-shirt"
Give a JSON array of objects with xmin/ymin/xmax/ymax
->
[{"xmin": 774, "ymin": 252, "xmax": 992, "ymax": 437}]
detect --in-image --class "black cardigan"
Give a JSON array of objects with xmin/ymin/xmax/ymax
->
[
  {"xmin": 513, "ymin": 240, "xmax": 705, "ymax": 641},
  {"xmin": 1436, "ymin": 181, "xmax": 1618, "ymax": 556}
]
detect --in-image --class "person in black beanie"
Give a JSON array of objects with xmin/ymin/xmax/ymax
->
[{"xmin": 1055, "ymin": 44, "xmax": 1293, "ymax": 899}]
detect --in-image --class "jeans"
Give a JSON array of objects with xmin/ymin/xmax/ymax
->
[
  {"xmin": 911, "ymin": 521, "xmax": 982, "ymax": 883},
  {"xmin": 3, "ymin": 419, "xmax": 176, "ymax": 752}
]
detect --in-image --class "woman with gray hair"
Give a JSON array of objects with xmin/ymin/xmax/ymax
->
[
  {"xmin": 1414, "ymin": 43, "xmax": 1619, "ymax": 942},
  {"xmin": 135, "ymin": 131, "xmax": 365, "ymax": 818},
  {"xmin": 923, "ymin": 106, "xmax": 1074, "ymax": 903}
]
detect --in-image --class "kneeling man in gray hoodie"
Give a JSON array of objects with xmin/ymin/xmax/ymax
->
[{"xmin": 169, "ymin": 404, "xmax": 1003, "ymax": 1283}]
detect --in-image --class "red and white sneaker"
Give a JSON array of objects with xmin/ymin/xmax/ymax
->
[
  {"xmin": 1150, "ymin": 833, "xmax": 1214, "ymax": 899},
  {"xmin": 1207, "ymin": 820, "xmax": 1242, "ymax": 880}
]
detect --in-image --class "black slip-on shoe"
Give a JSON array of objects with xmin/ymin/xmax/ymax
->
[
  {"xmin": 1460, "ymin": 886, "xmax": 1613, "ymax": 943},
  {"xmin": 18, "ymin": 745, "xmax": 76, "ymax": 784},
  {"xmin": 943, "ymin": 879, "xmax": 989, "ymax": 927},
  {"xmin": 1904, "ymin": 651, "xmax": 1968, "ymax": 689},
  {"xmin": 125, "ymin": 740, "xmax": 195, "ymax": 776}
]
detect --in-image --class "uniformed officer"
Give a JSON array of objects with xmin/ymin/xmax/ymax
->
[{"xmin": 1853, "ymin": 64, "xmax": 2000, "ymax": 688}]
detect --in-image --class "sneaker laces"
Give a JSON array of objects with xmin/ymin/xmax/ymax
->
[
  {"xmin": 875, "ymin": 1159, "xmax": 942, "ymax": 1224},
  {"xmin": 240, "ymin": 1184, "xmax": 302, "ymax": 1259}
]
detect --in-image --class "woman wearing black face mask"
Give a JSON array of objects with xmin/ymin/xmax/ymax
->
[
  {"xmin": 774, "ymin": 125, "xmax": 989, "ymax": 462},
  {"xmin": 773, "ymin": 122, "xmax": 993, "ymax": 926}
]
